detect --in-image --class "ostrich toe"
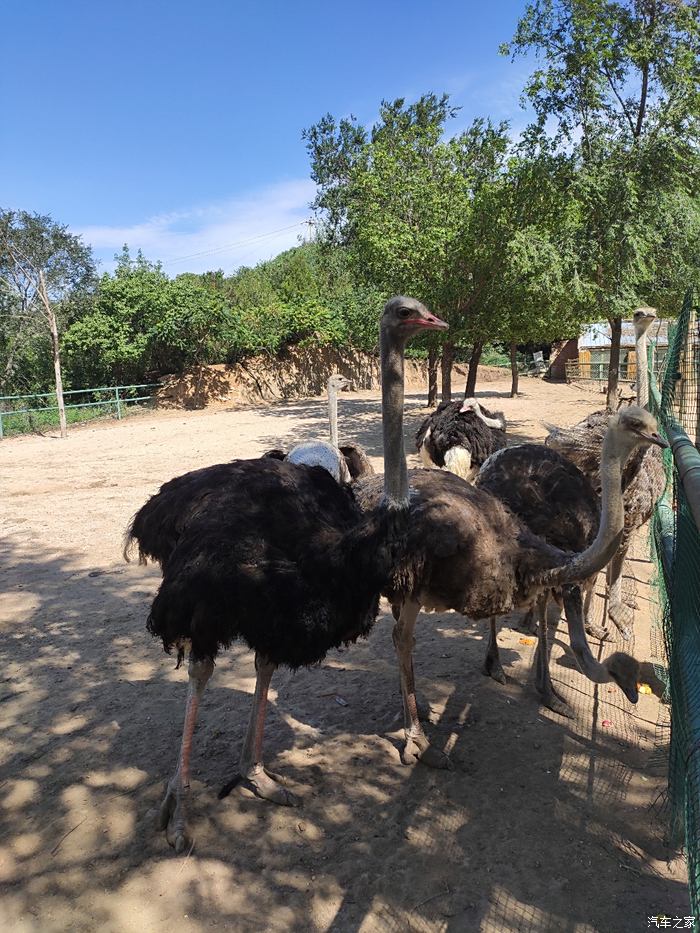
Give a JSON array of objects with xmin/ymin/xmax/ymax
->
[
  {"xmin": 482, "ymin": 653, "xmax": 507, "ymax": 685},
  {"xmin": 158, "ymin": 778, "xmax": 192, "ymax": 854},
  {"xmin": 584, "ymin": 620, "xmax": 610, "ymax": 641},
  {"xmin": 608, "ymin": 602, "xmax": 634, "ymax": 640},
  {"xmin": 401, "ymin": 729, "xmax": 453, "ymax": 770},
  {"xmin": 235, "ymin": 765, "xmax": 300, "ymax": 807},
  {"xmin": 538, "ymin": 683, "xmax": 573, "ymax": 718}
]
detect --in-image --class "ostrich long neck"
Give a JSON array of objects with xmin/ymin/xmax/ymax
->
[
  {"xmin": 538, "ymin": 427, "xmax": 626, "ymax": 586},
  {"xmin": 381, "ymin": 330, "xmax": 409, "ymax": 505},
  {"xmin": 635, "ymin": 328, "xmax": 649, "ymax": 409},
  {"xmin": 328, "ymin": 385, "xmax": 339, "ymax": 447}
]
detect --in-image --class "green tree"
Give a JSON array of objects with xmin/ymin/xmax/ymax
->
[
  {"xmin": 63, "ymin": 248, "xmax": 227, "ymax": 385},
  {"xmin": 0, "ymin": 210, "xmax": 95, "ymax": 436},
  {"xmin": 504, "ymin": 0, "xmax": 700, "ymax": 406}
]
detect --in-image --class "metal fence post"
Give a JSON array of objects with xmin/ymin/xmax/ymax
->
[
  {"xmin": 0, "ymin": 411, "xmax": 3, "ymax": 440},
  {"xmin": 115, "ymin": 386, "xmax": 122, "ymax": 419}
]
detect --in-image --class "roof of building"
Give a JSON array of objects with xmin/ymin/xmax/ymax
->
[{"xmin": 579, "ymin": 319, "xmax": 669, "ymax": 349}]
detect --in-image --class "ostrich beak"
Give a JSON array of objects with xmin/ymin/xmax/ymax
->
[
  {"xmin": 640, "ymin": 431, "xmax": 669, "ymax": 449},
  {"xmin": 415, "ymin": 311, "xmax": 449, "ymax": 331},
  {"xmin": 623, "ymin": 683, "xmax": 639, "ymax": 704}
]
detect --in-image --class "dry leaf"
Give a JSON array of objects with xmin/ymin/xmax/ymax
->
[{"xmin": 519, "ymin": 637, "xmax": 536, "ymax": 646}]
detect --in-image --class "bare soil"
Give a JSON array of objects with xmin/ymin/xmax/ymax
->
[{"xmin": 0, "ymin": 373, "xmax": 688, "ymax": 932}]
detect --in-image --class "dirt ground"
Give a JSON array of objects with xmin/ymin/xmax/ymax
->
[{"xmin": 0, "ymin": 373, "xmax": 689, "ymax": 932}]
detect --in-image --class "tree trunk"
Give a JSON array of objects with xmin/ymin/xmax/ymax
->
[
  {"xmin": 465, "ymin": 340, "xmax": 484, "ymax": 397},
  {"xmin": 39, "ymin": 270, "xmax": 67, "ymax": 438},
  {"xmin": 606, "ymin": 316, "xmax": 622, "ymax": 411},
  {"xmin": 427, "ymin": 346, "xmax": 438, "ymax": 407},
  {"xmin": 441, "ymin": 342, "xmax": 454, "ymax": 402},
  {"xmin": 509, "ymin": 341, "xmax": 519, "ymax": 397}
]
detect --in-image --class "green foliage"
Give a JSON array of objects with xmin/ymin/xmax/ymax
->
[{"xmin": 63, "ymin": 248, "xmax": 228, "ymax": 385}]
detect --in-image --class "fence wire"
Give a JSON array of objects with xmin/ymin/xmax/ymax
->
[{"xmin": 649, "ymin": 287, "xmax": 700, "ymax": 915}]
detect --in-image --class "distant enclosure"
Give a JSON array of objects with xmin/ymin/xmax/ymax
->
[{"xmin": 0, "ymin": 384, "xmax": 159, "ymax": 438}]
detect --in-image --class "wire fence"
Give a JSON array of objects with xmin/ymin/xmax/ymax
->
[
  {"xmin": 649, "ymin": 287, "xmax": 700, "ymax": 915},
  {"xmin": 0, "ymin": 383, "xmax": 160, "ymax": 438}
]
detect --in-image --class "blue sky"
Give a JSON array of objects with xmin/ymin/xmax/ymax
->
[{"xmin": 1, "ymin": 0, "xmax": 534, "ymax": 274}]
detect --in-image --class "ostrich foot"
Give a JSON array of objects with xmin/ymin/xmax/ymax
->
[
  {"xmin": 607, "ymin": 603, "xmax": 634, "ymax": 640},
  {"xmin": 219, "ymin": 765, "xmax": 300, "ymax": 807},
  {"xmin": 584, "ymin": 621, "xmax": 610, "ymax": 642},
  {"xmin": 537, "ymin": 683, "xmax": 573, "ymax": 719},
  {"xmin": 158, "ymin": 777, "xmax": 192, "ymax": 854},
  {"xmin": 401, "ymin": 730, "xmax": 453, "ymax": 770},
  {"xmin": 482, "ymin": 653, "xmax": 507, "ymax": 685},
  {"xmin": 518, "ymin": 610, "xmax": 538, "ymax": 635}
]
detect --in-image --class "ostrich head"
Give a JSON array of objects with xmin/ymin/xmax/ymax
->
[
  {"xmin": 604, "ymin": 652, "xmax": 641, "ymax": 704},
  {"xmin": 381, "ymin": 296, "xmax": 448, "ymax": 343},
  {"xmin": 614, "ymin": 405, "xmax": 667, "ymax": 452},
  {"xmin": 327, "ymin": 374, "xmax": 351, "ymax": 393},
  {"xmin": 633, "ymin": 307, "xmax": 657, "ymax": 338},
  {"xmin": 460, "ymin": 397, "xmax": 506, "ymax": 430}
]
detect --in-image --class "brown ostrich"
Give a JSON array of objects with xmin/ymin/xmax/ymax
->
[
  {"xmin": 124, "ymin": 296, "xmax": 447, "ymax": 851},
  {"xmin": 356, "ymin": 406, "xmax": 667, "ymax": 767},
  {"xmin": 475, "ymin": 443, "xmax": 641, "ymax": 716}
]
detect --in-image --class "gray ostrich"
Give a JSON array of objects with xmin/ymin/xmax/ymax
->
[{"xmin": 546, "ymin": 307, "xmax": 666, "ymax": 638}]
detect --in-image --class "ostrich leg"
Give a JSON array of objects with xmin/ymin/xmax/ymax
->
[
  {"xmin": 159, "ymin": 655, "xmax": 214, "ymax": 852},
  {"xmin": 220, "ymin": 653, "xmax": 299, "ymax": 806},
  {"xmin": 533, "ymin": 593, "xmax": 572, "ymax": 718},
  {"xmin": 606, "ymin": 546, "xmax": 633, "ymax": 639},
  {"xmin": 482, "ymin": 617, "xmax": 507, "ymax": 684},
  {"xmin": 393, "ymin": 599, "xmax": 452, "ymax": 770}
]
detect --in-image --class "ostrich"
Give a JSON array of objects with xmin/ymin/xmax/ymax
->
[
  {"xmin": 264, "ymin": 375, "xmax": 374, "ymax": 482},
  {"xmin": 475, "ymin": 443, "xmax": 640, "ymax": 715},
  {"xmin": 415, "ymin": 397, "xmax": 507, "ymax": 481},
  {"xmin": 355, "ymin": 406, "xmax": 667, "ymax": 767},
  {"xmin": 327, "ymin": 373, "xmax": 375, "ymax": 480},
  {"xmin": 124, "ymin": 296, "xmax": 448, "ymax": 850},
  {"xmin": 546, "ymin": 307, "xmax": 666, "ymax": 638}
]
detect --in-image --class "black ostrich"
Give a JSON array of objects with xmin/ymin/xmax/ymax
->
[
  {"xmin": 475, "ymin": 444, "xmax": 640, "ymax": 716},
  {"xmin": 415, "ymin": 397, "xmax": 507, "ymax": 482},
  {"xmin": 125, "ymin": 296, "xmax": 448, "ymax": 851}
]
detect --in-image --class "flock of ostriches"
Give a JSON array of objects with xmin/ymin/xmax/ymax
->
[{"xmin": 125, "ymin": 297, "xmax": 667, "ymax": 852}]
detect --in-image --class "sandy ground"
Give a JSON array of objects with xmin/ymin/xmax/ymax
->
[{"xmin": 0, "ymin": 374, "xmax": 689, "ymax": 932}]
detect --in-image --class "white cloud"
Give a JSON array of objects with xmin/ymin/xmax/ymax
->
[{"xmin": 78, "ymin": 178, "xmax": 317, "ymax": 275}]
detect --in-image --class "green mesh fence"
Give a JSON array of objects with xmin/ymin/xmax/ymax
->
[{"xmin": 649, "ymin": 287, "xmax": 700, "ymax": 914}]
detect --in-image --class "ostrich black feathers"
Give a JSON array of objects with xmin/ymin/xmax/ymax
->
[
  {"xmin": 476, "ymin": 444, "xmax": 598, "ymax": 552},
  {"xmin": 126, "ymin": 458, "xmax": 402, "ymax": 667},
  {"xmin": 415, "ymin": 400, "xmax": 507, "ymax": 469}
]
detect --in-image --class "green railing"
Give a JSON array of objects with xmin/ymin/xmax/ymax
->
[
  {"xmin": 0, "ymin": 383, "xmax": 160, "ymax": 438},
  {"xmin": 649, "ymin": 287, "xmax": 700, "ymax": 915}
]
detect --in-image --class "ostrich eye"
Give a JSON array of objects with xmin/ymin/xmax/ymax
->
[{"xmin": 398, "ymin": 308, "xmax": 411, "ymax": 319}]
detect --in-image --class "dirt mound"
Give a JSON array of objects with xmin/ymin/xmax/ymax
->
[{"xmin": 155, "ymin": 347, "xmax": 508, "ymax": 410}]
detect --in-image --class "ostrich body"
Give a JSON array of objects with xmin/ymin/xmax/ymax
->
[
  {"xmin": 415, "ymin": 398, "xmax": 507, "ymax": 482},
  {"xmin": 125, "ymin": 296, "xmax": 447, "ymax": 851},
  {"xmin": 356, "ymin": 407, "xmax": 666, "ymax": 767},
  {"xmin": 546, "ymin": 306, "xmax": 665, "ymax": 637},
  {"xmin": 475, "ymin": 443, "xmax": 640, "ymax": 715}
]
